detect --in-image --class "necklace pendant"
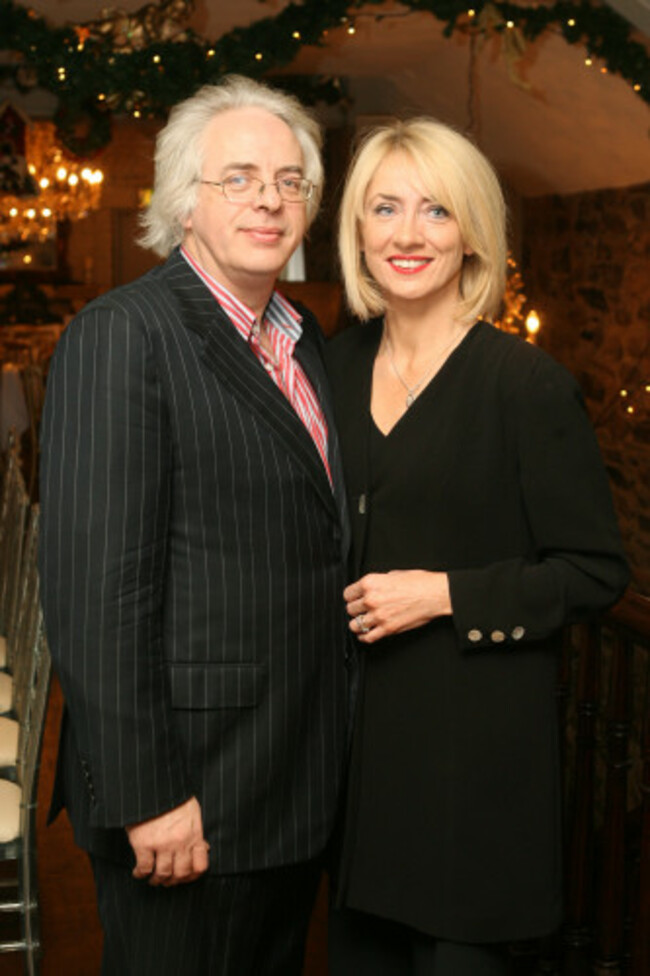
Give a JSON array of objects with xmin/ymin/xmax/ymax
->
[{"xmin": 405, "ymin": 392, "xmax": 415, "ymax": 408}]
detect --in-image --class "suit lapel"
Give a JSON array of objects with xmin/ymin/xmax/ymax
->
[
  {"xmin": 293, "ymin": 307, "xmax": 350, "ymax": 555},
  {"xmin": 161, "ymin": 252, "xmax": 338, "ymax": 521}
]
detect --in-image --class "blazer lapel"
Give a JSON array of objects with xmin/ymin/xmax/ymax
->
[
  {"xmin": 343, "ymin": 321, "xmax": 381, "ymax": 580},
  {"xmin": 161, "ymin": 252, "xmax": 338, "ymax": 521}
]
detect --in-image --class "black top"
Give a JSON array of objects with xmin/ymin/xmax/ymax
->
[{"xmin": 326, "ymin": 319, "xmax": 629, "ymax": 943}]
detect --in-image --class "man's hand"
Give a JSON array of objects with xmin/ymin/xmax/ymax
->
[{"xmin": 126, "ymin": 796, "xmax": 210, "ymax": 886}]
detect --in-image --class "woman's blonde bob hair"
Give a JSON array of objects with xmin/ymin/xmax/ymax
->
[
  {"xmin": 139, "ymin": 75, "xmax": 324, "ymax": 257},
  {"xmin": 338, "ymin": 117, "xmax": 507, "ymax": 324}
]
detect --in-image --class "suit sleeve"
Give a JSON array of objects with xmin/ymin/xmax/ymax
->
[
  {"xmin": 39, "ymin": 302, "xmax": 193, "ymax": 828},
  {"xmin": 448, "ymin": 353, "xmax": 630, "ymax": 650}
]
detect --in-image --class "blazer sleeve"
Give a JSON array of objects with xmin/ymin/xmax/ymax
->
[
  {"xmin": 39, "ymin": 300, "xmax": 193, "ymax": 827},
  {"xmin": 448, "ymin": 352, "xmax": 630, "ymax": 651}
]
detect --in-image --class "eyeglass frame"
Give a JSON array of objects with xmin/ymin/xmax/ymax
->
[{"xmin": 198, "ymin": 174, "xmax": 316, "ymax": 204}]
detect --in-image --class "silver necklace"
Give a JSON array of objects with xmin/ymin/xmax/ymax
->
[{"xmin": 384, "ymin": 327, "xmax": 464, "ymax": 408}]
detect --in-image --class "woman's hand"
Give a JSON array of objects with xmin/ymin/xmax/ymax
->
[{"xmin": 344, "ymin": 570, "xmax": 452, "ymax": 644}]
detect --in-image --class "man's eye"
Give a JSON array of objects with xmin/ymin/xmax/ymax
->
[
  {"xmin": 227, "ymin": 174, "xmax": 251, "ymax": 188},
  {"xmin": 280, "ymin": 178, "xmax": 301, "ymax": 191}
]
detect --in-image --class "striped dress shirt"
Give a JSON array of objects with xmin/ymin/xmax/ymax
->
[{"xmin": 181, "ymin": 246, "xmax": 332, "ymax": 485}]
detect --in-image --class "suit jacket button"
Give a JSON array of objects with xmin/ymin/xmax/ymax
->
[
  {"xmin": 491, "ymin": 630, "xmax": 506, "ymax": 643},
  {"xmin": 511, "ymin": 626, "xmax": 525, "ymax": 640},
  {"xmin": 358, "ymin": 493, "xmax": 367, "ymax": 515},
  {"xmin": 468, "ymin": 629, "xmax": 482, "ymax": 643}
]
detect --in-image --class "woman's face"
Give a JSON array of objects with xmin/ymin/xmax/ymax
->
[{"xmin": 360, "ymin": 150, "xmax": 470, "ymax": 311}]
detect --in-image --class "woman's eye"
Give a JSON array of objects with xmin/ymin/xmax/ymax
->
[
  {"xmin": 373, "ymin": 203, "xmax": 395, "ymax": 216},
  {"xmin": 227, "ymin": 174, "xmax": 251, "ymax": 188},
  {"xmin": 426, "ymin": 204, "xmax": 449, "ymax": 219}
]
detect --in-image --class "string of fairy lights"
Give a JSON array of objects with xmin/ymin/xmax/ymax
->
[
  {"xmin": 0, "ymin": 0, "xmax": 646, "ymax": 417},
  {"xmin": 0, "ymin": 0, "xmax": 647, "ymax": 156}
]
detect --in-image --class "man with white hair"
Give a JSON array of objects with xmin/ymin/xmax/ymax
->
[{"xmin": 39, "ymin": 75, "xmax": 351, "ymax": 976}]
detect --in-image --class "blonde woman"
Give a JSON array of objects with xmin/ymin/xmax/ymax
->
[{"xmin": 326, "ymin": 118, "xmax": 629, "ymax": 976}]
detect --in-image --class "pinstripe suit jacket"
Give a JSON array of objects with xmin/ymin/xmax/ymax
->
[{"xmin": 39, "ymin": 248, "xmax": 352, "ymax": 873}]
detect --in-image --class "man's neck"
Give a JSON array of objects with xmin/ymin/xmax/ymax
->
[{"xmin": 181, "ymin": 240, "xmax": 275, "ymax": 322}]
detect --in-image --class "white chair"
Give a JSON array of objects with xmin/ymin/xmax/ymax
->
[
  {"xmin": 0, "ymin": 627, "xmax": 51, "ymax": 975},
  {"xmin": 0, "ymin": 505, "xmax": 40, "ymax": 725}
]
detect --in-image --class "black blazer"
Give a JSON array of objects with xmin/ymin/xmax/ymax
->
[
  {"xmin": 326, "ymin": 319, "xmax": 629, "ymax": 941},
  {"xmin": 39, "ymin": 249, "xmax": 351, "ymax": 873}
]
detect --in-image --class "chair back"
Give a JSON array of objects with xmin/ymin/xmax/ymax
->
[
  {"xmin": 13, "ymin": 627, "xmax": 51, "ymax": 807},
  {"xmin": 10, "ymin": 507, "xmax": 42, "ymax": 724},
  {"xmin": 0, "ymin": 438, "xmax": 30, "ymax": 651}
]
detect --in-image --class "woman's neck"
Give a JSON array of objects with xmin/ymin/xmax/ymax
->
[{"xmin": 382, "ymin": 302, "xmax": 467, "ymax": 362}]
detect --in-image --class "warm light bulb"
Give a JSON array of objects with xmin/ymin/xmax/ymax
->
[
  {"xmin": 525, "ymin": 310, "xmax": 541, "ymax": 336},
  {"xmin": 68, "ymin": 173, "xmax": 79, "ymax": 186},
  {"xmin": 56, "ymin": 166, "xmax": 67, "ymax": 180}
]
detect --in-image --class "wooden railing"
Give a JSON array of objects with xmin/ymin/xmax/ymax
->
[{"xmin": 558, "ymin": 588, "xmax": 650, "ymax": 975}]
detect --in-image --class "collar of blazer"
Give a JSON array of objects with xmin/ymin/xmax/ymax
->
[{"xmin": 161, "ymin": 249, "xmax": 344, "ymax": 527}]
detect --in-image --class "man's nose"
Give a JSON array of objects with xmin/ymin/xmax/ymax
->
[{"xmin": 253, "ymin": 181, "xmax": 282, "ymax": 209}]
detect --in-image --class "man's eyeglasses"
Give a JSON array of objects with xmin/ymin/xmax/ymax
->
[{"xmin": 199, "ymin": 174, "xmax": 315, "ymax": 204}]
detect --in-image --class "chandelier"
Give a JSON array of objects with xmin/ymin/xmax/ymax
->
[{"xmin": 0, "ymin": 119, "xmax": 104, "ymax": 246}]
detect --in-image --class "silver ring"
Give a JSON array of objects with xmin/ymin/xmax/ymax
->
[{"xmin": 356, "ymin": 614, "xmax": 370, "ymax": 634}]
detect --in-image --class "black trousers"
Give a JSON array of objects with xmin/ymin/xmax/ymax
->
[
  {"xmin": 328, "ymin": 907, "xmax": 513, "ymax": 976},
  {"xmin": 91, "ymin": 855, "xmax": 322, "ymax": 976}
]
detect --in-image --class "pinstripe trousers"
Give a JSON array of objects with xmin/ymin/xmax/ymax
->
[{"xmin": 91, "ymin": 856, "xmax": 323, "ymax": 976}]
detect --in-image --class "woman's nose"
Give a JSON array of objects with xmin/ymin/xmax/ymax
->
[{"xmin": 393, "ymin": 210, "xmax": 425, "ymax": 246}]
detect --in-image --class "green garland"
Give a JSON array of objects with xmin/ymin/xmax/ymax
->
[{"xmin": 0, "ymin": 0, "xmax": 647, "ymax": 157}]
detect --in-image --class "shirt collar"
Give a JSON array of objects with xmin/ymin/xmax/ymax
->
[{"xmin": 180, "ymin": 245, "xmax": 303, "ymax": 345}]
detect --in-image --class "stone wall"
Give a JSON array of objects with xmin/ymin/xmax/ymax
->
[{"xmin": 522, "ymin": 183, "xmax": 650, "ymax": 595}]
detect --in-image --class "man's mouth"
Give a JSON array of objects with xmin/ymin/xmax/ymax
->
[{"xmin": 243, "ymin": 226, "xmax": 284, "ymax": 243}]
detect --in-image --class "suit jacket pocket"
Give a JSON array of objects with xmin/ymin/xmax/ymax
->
[{"xmin": 169, "ymin": 662, "xmax": 267, "ymax": 710}]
